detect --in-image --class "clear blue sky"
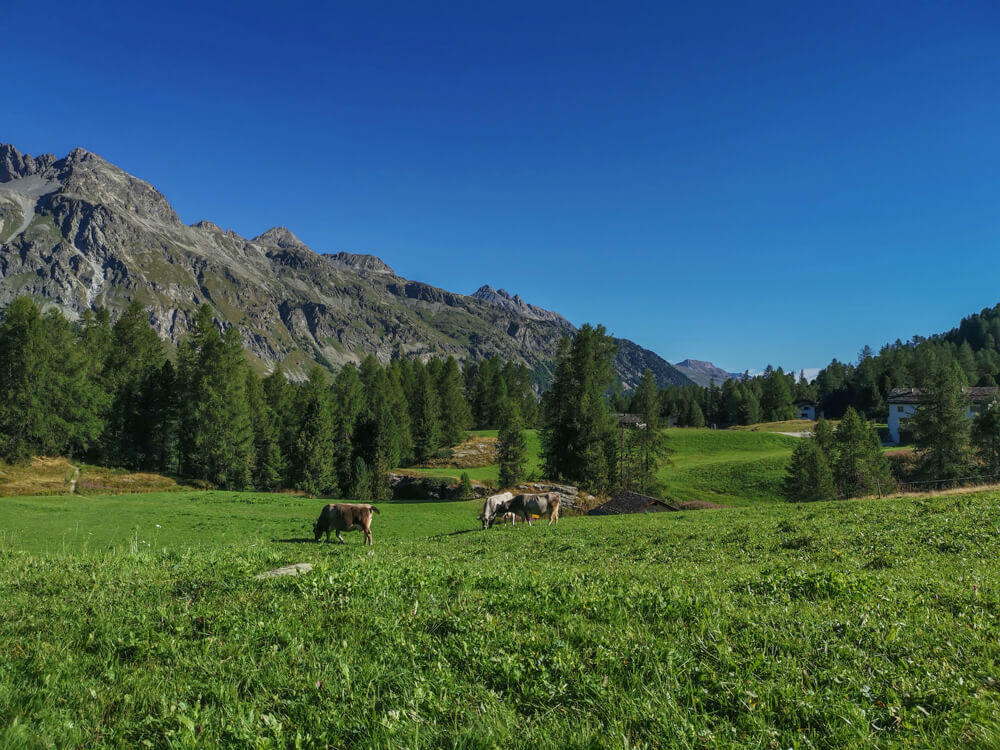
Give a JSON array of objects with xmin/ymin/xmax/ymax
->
[{"xmin": 4, "ymin": 1, "xmax": 998, "ymax": 374}]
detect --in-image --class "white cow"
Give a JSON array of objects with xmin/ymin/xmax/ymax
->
[{"xmin": 480, "ymin": 491, "xmax": 515, "ymax": 529}]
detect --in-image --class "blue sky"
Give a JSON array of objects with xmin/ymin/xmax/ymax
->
[{"xmin": 3, "ymin": 1, "xmax": 998, "ymax": 374}]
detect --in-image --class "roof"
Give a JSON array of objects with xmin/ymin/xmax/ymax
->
[
  {"xmin": 886, "ymin": 386, "xmax": 999, "ymax": 404},
  {"xmin": 794, "ymin": 400, "xmax": 817, "ymax": 407},
  {"xmin": 615, "ymin": 413, "xmax": 647, "ymax": 428},
  {"xmin": 588, "ymin": 490, "xmax": 678, "ymax": 515}
]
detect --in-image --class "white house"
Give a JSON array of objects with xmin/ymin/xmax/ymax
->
[
  {"xmin": 886, "ymin": 386, "xmax": 998, "ymax": 444},
  {"xmin": 794, "ymin": 401, "xmax": 818, "ymax": 420}
]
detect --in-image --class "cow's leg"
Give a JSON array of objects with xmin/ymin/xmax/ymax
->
[
  {"xmin": 523, "ymin": 512, "xmax": 532, "ymax": 526},
  {"xmin": 336, "ymin": 531, "xmax": 346, "ymax": 544},
  {"xmin": 364, "ymin": 527, "xmax": 372, "ymax": 545},
  {"xmin": 324, "ymin": 530, "xmax": 331, "ymax": 542}
]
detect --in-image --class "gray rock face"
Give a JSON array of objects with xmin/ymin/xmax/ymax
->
[
  {"xmin": 0, "ymin": 142, "xmax": 692, "ymax": 388},
  {"xmin": 471, "ymin": 285, "xmax": 571, "ymax": 325}
]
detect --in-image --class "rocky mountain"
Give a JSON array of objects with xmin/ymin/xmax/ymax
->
[
  {"xmin": 671, "ymin": 359, "xmax": 743, "ymax": 387},
  {"xmin": 0, "ymin": 143, "xmax": 691, "ymax": 389}
]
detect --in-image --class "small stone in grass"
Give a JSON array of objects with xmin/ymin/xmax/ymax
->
[{"xmin": 254, "ymin": 563, "xmax": 313, "ymax": 580}]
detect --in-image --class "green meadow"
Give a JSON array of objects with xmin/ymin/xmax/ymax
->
[
  {"xmin": 401, "ymin": 428, "xmax": 795, "ymax": 507},
  {"xmin": 1, "ymin": 485, "xmax": 999, "ymax": 748}
]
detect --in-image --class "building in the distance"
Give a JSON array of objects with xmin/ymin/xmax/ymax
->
[
  {"xmin": 794, "ymin": 401, "xmax": 818, "ymax": 420},
  {"xmin": 886, "ymin": 386, "xmax": 998, "ymax": 444}
]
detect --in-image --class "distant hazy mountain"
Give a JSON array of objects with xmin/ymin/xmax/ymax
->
[
  {"xmin": 672, "ymin": 359, "xmax": 744, "ymax": 387},
  {"xmin": 0, "ymin": 143, "xmax": 692, "ymax": 389}
]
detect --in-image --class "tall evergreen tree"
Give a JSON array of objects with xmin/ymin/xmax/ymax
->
[
  {"xmin": 626, "ymin": 368, "xmax": 670, "ymax": 494},
  {"xmin": 246, "ymin": 369, "xmax": 284, "ymax": 491},
  {"xmin": 832, "ymin": 408, "xmax": 894, "ymax": 498},
  {"xmin": 783, "ymin": 439, "xmax": 836, "ymax": 502},
  {"xmin": 176, "ymin": 305, "xmax": 254, "ymax": 489},
  {"xmin": 332, "ymin": 363, "xmax": 365, "ymax": 492},
  {"xmin": 436, "ymin": 356, "xmax": 472, "ymax": 447},
  {"xmin": 0, "ymin": 299, "xmax": 107, "ymax": 460},
  {"xmin": 101, "ymin": 301, "xmax": 165, "ymax": 468},
  {"xmin": 410, "ymin": 361, "xmax": 442, "ymax": 462},
  {"xmin": 910, "ymin": 357, "xmax": 971, "ymax": 481},
  {"xmin": 971, "ymin": 396, "xmax": 1000, "ymax": 478},
  {"xmin": 497, "ymin": 398, "xmax": 527, "ymax": 489},
  {"xmin": 292, "ymin": 366, "xmax": 338, "ymax": 496},
  {"xmin": 541, "ymin": 324, "xmax": 618, "ymax": 491}
]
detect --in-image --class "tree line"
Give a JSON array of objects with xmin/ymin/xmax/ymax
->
[
  {"xmin": 0, "ymin": 298, "xmax": 536, "ymax": 497},
  {"xmin": 655, "ymin": 303, "xmax": 1000, "ymax": 430}
]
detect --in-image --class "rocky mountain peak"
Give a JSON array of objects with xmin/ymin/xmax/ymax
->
[
  {"xmin": 191, "ymin": 220, "xmax": 223, "ymax": 232},
  {"xmin": 325, "ymin": 252, "xmax": 395, "ymax": 275},
  {"xmin": 471, "ymin": 285, "xmax": 570, "ymax": 326},
  {"xmin": 63, "ymin": 147, "xmax": 102, "ymax": 165},
  {"xmin": 0, "ymin": 143, "xmax": 56, "ymax": 183},
  {"xmin": 253, "ymin": 226, "xmax": 310, "ymax": 251}
]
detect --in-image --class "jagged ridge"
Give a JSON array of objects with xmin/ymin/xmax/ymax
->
[{"xmin": 0, "ymin": 142, "xmax": 691, "ymax": 388}]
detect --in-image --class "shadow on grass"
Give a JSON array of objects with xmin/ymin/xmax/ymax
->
[
  {"xmin": 427, "ymin": 528, "xmax": 481, "ymax": 539},
  {"xmin": 274, "ymin": 537, "xmax": 320, "ymax": 544}
]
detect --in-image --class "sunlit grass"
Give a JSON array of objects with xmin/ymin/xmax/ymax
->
[{"xmin": 1, "ymin": 489, "xmax": 998, "ymax": 747}]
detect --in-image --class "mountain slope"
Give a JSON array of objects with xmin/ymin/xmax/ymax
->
[
  {"xmin": 0, "ymin": 143, "xmax": 691, "ymax": 388},
  {"xmin": 671, "ymin": 359, "xmax": 743, "ymax": 387}
]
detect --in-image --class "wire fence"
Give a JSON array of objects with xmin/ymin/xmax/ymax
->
[{"xmin": 895, "ymin": 473, "xmax": 1000, "ymax": 494}]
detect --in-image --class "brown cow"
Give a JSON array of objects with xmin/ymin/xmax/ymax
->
[{"xmin": 313, "ymin": 503, "xmax": 380, "ymax": 545}]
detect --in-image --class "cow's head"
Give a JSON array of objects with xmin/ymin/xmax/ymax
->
[
  {"xmin": 480, "ymin": 512, "xmax": 491, "ymax": 530},
  {"xmin": 313, "ymin": 521, "xmax": 322, "ymax": 541}
]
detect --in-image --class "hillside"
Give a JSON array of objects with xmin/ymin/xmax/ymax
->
[{"xmin": 0, "ymin": 143, "xmax": 690, "ymax": 388}]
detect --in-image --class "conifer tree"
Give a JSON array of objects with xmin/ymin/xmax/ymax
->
[
  {"xmin": 911, "ymin": 358, "xmax": 971, "ymax": 481},
  {"xmin": 246, "ymin": 369, "xmax": 284, "ymax": 490},
  {"xmin": 350, "ymin": 456, "xmax": 372, "ymax": 500},
  {"xmin": 497, "ymin": 398, "xmax": 527, "ymax": 489},
  {"xmin": 410, "ymin": 361, "xmax": 442, "ymax": 462},
  {"xmin": 626, "ymin": 369, "xmax": 670, "ymax": 494},
  {"xmin": 332, "ymin": 363, "xmax": 365, "ymax": 492},
  {"xmin": 437, "ymin": 356, "xmax": 472, "ymax": 446},
  {"xmin": 292, "ymin": 366, "xmax": 338, "ymax": 496},
  {"xmin": 784, "ymin": 439, "xmax": 836, "ymax": 502},
  {"xmin": 101, "ymin": 301, "xmax": 165, "ymax": 468},
  {"xmin": 176, "ymin": 305, "xmax": 254, "ymax": 489},
  {"xmin": 739, "ymin": 387, "xmax": 761, "ymax": 425},
  {"xmin": 832, "ymin": 407, "xmax": 894, "ymax": 498},
  {"xmin": 541, "ymin": 324, "xmax": 618, "ymax": 491},
  {"xmin": 972, "ymin": 396, "xmax": 1000, "ymax": 478},
  {"xmin": 0, "ymin": 299, "xmax": 107, "ymax": 460}
]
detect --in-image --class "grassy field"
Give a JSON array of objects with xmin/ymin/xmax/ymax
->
[
  {"xmin": 1, "ymin": 488, "xmax": 999, "ymax": 747},
  {"xmin": 730, "ymin": 420, "xmax": 821, "ymax": 433},
  {"xmin": 662, "ymin": 429, "xmax": 798, "ymax": 506},
  {"xmin": 402, "ymin": 428, "xmax": 795, "ymax": 507}
]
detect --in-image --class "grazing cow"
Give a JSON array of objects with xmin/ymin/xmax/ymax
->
[
  {"xmin": 313, "ymin": 503, "xmax": 380, "ymax": 545},
  {"xmin": 480, "ymin": 491, "xmax": 515, "ymax": 530},
  {"xmin": 507, "ymin": 492, "xmax": 561, "ymax": 526}
]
